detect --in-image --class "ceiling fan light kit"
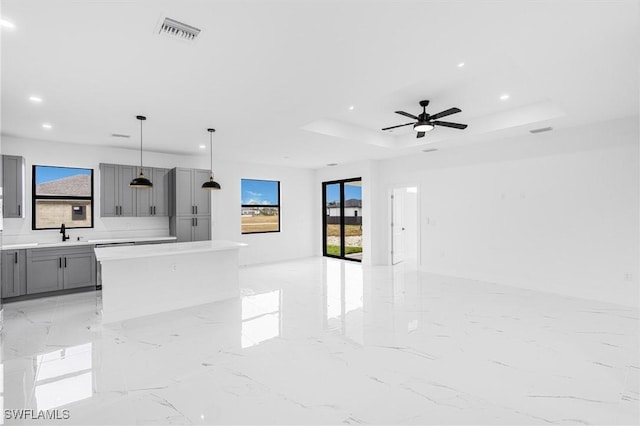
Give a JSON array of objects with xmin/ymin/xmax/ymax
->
[{"xmin": 382, "ymin": 99, "xmax": 468, "ymax": 138}]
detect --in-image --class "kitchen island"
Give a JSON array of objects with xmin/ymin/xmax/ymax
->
[{"xmin": 95, "ymin": 240, "xmax": 247, "ymax": 323}]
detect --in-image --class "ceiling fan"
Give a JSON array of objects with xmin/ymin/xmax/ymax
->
[{"xmin": 382, "ymin": 100, "xmax": 468, "ymax": 138}]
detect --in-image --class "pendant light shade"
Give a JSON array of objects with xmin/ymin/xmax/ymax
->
[
  {"xmin": 202, "ymin": 128, "xmax": 221, "ymax": 190},
  {"xmin": 130, "ymin": 115, "xmax": 153, "ymax": 188}
]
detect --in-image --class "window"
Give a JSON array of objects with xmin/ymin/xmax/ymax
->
[
  {"xmin": 33, "ymin": 165, "xmax": 94, "ymax": 230},
  {"xmin": 241, "ymin": 179, "xmax": 280, "ymax": 234}
]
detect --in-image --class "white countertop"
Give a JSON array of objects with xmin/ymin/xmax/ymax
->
[
  {"xmin": 95, "ymin": 240, "xmax": 247, "ymax": 261},
  {"xmin": 2, "ymin": 236, "xmax": 177, "ymax": 250}
]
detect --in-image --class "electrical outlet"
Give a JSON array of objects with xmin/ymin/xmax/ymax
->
[
  {"xmin": 624, "ymin": 272, "xmax": 633, "ymax": 281},
  {"xmin": 171, "ymin": 264, "xmax": 177, "ymax": 272}
]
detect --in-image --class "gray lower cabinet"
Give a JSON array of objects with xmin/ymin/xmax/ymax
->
[
  {"xmin": 26, "ymin": 246, "xmax": 96, "ymax": 295},
  {"xmin": 2, "ymin": 155, "xmax": 25, "ymax": 218},
  {"xmin": 173, "ymin": 216, "xmax": 211, "ymax": 242},
  {"xmin": 1, "ymin": 250, "xmax": 27, "ymax": 298}
]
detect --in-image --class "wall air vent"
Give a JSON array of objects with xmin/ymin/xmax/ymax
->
[
  {"xmin": 111, "ymin": 133, "xmax": 130, "ymax": 138},
  {"xmin": 422, "ymin": 148, "xmax": 438, "ymax": 153},
  {"xmin": 158, "ymin": 17, "xmax": 201, "ymax": 41},
  {"xmin": 529, "ymin": 126, "xmax": 553, "ymax": 134}
]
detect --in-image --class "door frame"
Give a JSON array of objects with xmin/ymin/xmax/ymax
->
[
  {"xmin": 322, "ymin": 177, "xmax": 362, "ymax": 262},
  {"xmin": 389, "ymin": 184, "xmax": 421, "ymax": 266}
]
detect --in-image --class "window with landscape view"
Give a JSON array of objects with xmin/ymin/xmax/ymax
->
[
  {"xmin": 33, "ymin": 165, "xmax": 94, "ymax": 230},
  {"xmin": 241, "ymin": 179, "xmax": 280, "ymax": 234}
]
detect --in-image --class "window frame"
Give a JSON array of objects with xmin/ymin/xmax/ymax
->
[
  {"xmin": 32, "ymin": 165, "xmax": 95, "ymax": 230},
  {"xmin": 240, "ymin": 178, "xmax": 281, "ymax": 235}
]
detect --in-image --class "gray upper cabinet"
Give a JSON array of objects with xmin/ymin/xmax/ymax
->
[
  {"xmin": 100, "ymin": 163, "xmax": 136, "ymax": 217},
  {"xmin": 2, "ymin": 155, "xmax": 24, "ymax": 218},
  {"xmin": 1, "ymin": 250, "xmax": 27, "ymax": 298},
  {"xmin": 168, "ymin": 167, "xmax": 212, "ymax": 242},
  {"xmin": 136, "ymin": 167, "xmax": 169, "ymax": 217},
  {"xmin": 192, "ymin": 169, "xmax": 211, "ymax": 215},
  {"xmin": 26, "ymin": 246, "xmax": 96, "ymax": 295},
  {"xmin": 170, "ymin": 168, "xmax": 211, "ymax": 216}
]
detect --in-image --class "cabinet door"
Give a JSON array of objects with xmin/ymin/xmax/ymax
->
[
  {"xmin": 136, "ymin": 183, "xmax": 153, "ymax": 217},
  {"xmin": 151, "ymin": 168, "xmax": 169, "ymax": 216},
  {"xmin": 175, "ymin": 168, "xmax": 194, "ymax": 216},
  {"xmin": 175, "ymin": 216, "xmax": 195, "ymax": 242},
  {"xmin": 192, "ymin": 169, "xmax": 211, "ymax": 215},
  {"xmin": 118, "ymin": 165, "xmax": 137, "ymax": 216},
  {"xmin": 2, "ymin": 251, "xmax": 19, "ymax": 297},
  {"xmin": 100, "ymin": 163, "xmax": 119, "ymax": 217},
  {"xmin": 63, "ymin": 251, "xmax": 96, "ymax": 289},
  {"xmin": 27, "ymin": 253, "xmax": 63, "ymax": 294},
  {"xmin": 193, "ymin": 216, "xmax": 211, "ymax": 241},
  {"xmin": 3, "ymin": 155, "xmax": 23, "ymax": 218}
]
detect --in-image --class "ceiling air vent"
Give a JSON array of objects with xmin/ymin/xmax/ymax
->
[
  {"xmin": 111, "ymin": 133, "xmax": 130, "ymax": 138},
  {"xmin": 422, "ymin": 148, "xmax": 438, "ymax": 153},
  {"xmin": 158, "ymin": 17, "xmax": 201, "ymax": 41},
  {"xmin": 529, "ymin": 126, "xmax": 553, "ymax": 134}
]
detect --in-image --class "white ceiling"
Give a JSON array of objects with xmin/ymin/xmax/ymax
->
[{"xmin": 1, "ymin": 0, "xmax": 638, "ymax": 169}]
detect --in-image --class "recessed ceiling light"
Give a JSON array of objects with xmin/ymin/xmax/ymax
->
[
  {"xmin": 199, "ymin": 144, "xmax": 206, "ymax": 149},
  {"xmin": 42, "ymin": 123, "xmax": 52, "ymax": 129},
  {"xmin": 457, "ymin": 62, "xmax": 465, "ymax": 68},
  {"xmin": 0, "ymin": 19, "xmax": 15, "ymax": 30},
  {"xmin": 29, "ymin": 96, "xmax": 43, "ymax": 103},
  {"xmin": 348, "ymin": 105, "xmax": 355, "ymax": 111},
  {"xmin": 500, "ymin": 94, "xmax": 510, "ymax": 101}
]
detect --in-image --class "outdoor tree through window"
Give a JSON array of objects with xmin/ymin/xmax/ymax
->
[{"xmin": 241, "ymin": 179, "xmax": 280, "ymax": 234}]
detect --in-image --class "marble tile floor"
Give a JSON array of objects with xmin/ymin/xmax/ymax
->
[{"xmin": 1, "ymin": 257, "xmax": 638, "ymax": 425}]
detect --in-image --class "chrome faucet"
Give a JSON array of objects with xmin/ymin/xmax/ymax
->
[{"xmin": 60, "ymin": 224, "xmax": 70, "ymax": 242}]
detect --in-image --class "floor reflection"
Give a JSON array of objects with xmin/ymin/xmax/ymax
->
[
  {"xmin": 324, "ymin": 259, "xmax": 364, "ymax": 344},
  {"xmin": 241, "ymin": 290, "xmax": 281, "ymax": 348},
  {"xmin": 35, "ymin": 343, "xmax": 93, "ymax": 410}
]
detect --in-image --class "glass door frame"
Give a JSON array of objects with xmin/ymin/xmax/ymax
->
[{"xmin": 322, "ymin": 177, "xmax": 362, "ymax": 262}]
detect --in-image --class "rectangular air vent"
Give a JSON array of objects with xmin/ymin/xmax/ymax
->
[
  {"xmin": 529, "ymin": 126, "xmax": 553, "ymax": 134},
  {"xmin": 159, "ymin": 17, "xmax": 200, "ymax": 41},
  {"xmin": 422, "ymin": 148, "xmax": 438, "ymax": 153},
  {"xmin": 111, "ymin": 133, "xmax": 130, "ymax": 138}
]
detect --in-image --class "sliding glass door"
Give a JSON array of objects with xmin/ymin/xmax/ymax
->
[{"xmin": 323, "ymin": 178, "xmax": 362, "ymax": 261}]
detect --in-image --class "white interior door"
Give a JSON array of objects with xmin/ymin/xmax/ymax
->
[{"xmin": 392, "ymin": 189, "xmax": 405, "ymax": 264}]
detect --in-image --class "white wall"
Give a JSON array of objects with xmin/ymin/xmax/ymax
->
[
  {"xmin": 210, "ymin": 160, "xmax": 315, "ymax": 266},
  {"xmin": 373, "ymin": 117, "xmax": 639, "ymax": 307}
]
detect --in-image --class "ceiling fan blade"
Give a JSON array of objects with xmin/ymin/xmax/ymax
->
[
  {"xmin": 429, "ymin": 107, "xmax": 461, "ymax": 120},
  {"xmin": 395, "ymin": 111, "xmax": 419, "ymax": 120},
  {"xmin": 381, "ymin": 122, "xmax": 414, "ymax": 131},
  {"xmin": 433, "ymin": 120, "xmax": 468, "ymax": 130},
  {"xmin": 416, "ymin": 131, "xmax": 426, "ymax": 138}
]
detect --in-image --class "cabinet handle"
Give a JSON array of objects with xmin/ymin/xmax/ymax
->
[
  {"xmin": 59, "ymin": 258, "xmax": 62, "ymax": 268},
  {"xmin": 14, "ymin": 252, "xmax": 18, "ymax": 264},
  {"xmin": 195, "ymin": 205, "xmax": 198, "ymax": 214},
  {"xmin": 18, "ymin": 204, "xmax": 21, "ymax": 216},
  {"xmin": 150, "ymin": 206, "xmax": 153, "ymax": 215},
  {"xmin": 64, "ymin": 257, "xmax": 67, "ymax": 268},
  {"xmin": 153, "ymin": 206, "xmax": 156, "ymax": 215}
]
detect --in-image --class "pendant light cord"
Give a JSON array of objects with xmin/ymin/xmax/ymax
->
[
  {"xmin": 210, "ymin": 131, "xmax": 213, "ymax": 175},
  {"xmin": 140, "ymin": 118, "xmax": 143, "ymax": 172}
]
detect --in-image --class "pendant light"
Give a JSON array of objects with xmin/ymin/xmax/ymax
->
[
  {"xmin": 202, "ymin": 128, "xmax": 221, "ymax": 190},
  {"xmin": 130, "ymin": 115, "xmax": 153, "ymax": 188}
]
